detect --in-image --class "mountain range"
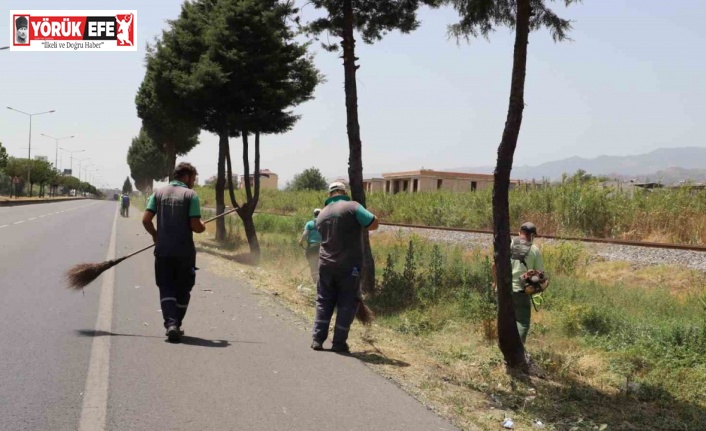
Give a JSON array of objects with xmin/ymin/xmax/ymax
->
[{"xmin": 448, "ymin": 147, "xmax": 706, "ymax": 184}]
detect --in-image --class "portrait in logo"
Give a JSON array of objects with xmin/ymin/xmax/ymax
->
[
  {"xmin": 15, "ymin": 16, "xmax": 30, "ymax": 44},
  {"xmin": 115, "ymin": 13, "xmax": 133, "ymax": 46}
]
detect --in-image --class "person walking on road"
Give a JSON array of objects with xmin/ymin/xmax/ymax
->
[
  {"xmin": 121, "ymin": 193, "xmax": 131, "ymax": 217},
  {"xmin": 311, "ymin": 182, "xmax": 379, "ymax": 353},
  {"xmin": 298, "ymin": 208, "xmax": 322, "ymax": 284},
  {"xmin": 142, "ymin": 162, "xmax": 206, "ymax": 343}
]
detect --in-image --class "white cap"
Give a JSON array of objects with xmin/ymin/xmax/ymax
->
[
  {"xmin": 314, "ymin": 208, "xmax": 321, "ymax": 216},
  {"xmin": 328, "ymin": 182, "xmax": 346, "ymax": 193}
]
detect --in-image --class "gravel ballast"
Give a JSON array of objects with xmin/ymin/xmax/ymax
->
[{"xmin": 374, "ymin": 225, "xmax": 706, "ymax": 272}]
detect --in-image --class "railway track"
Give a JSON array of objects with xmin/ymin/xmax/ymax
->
[
  {"xmin": 376, "ymin": 222, "xmax": 706, "ymax": 253},
  {"xmin": 204, "ymin": 207, "xmax": 706, "ymax": 253}
]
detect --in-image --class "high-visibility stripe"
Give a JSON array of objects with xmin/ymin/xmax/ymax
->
[
  {"xmin": 160, "ymin": 297, "xmax": 177, "ymax": 303},
  {"xmin": 176, "ymin": 303, "xmax": 188, "ymax": 309}
]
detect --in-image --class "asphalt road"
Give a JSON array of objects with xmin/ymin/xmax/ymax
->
[{"xmin": 0, "ymin": 200, "xmax": 459, "ymax": 431}]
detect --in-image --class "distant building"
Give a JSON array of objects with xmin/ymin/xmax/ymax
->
[
  {"xmin": 363, "ymin": 178, "xmax": 384, "ymax": 193},
  {"xmin": 364, "ymin": 169, "xmax": 520, "ymax": 194},
  {"xmin": 633, "ymin": 182, "xmax": 664, "ymax": 190},
  {"xmin": 34, "ymin": 155, "xmax": 48, "ymax": 162},
  {"xmin": 240, "ymin": 169, "xmax": 278, "ymax": 190},
  {"xmin": 668, "ymin": 182, "xmax": 706, "ymax": 195}
]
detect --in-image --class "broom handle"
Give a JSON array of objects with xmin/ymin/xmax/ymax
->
[{"xmin": 120, "ymin": 207, "xmax": 241, "ymax": 261}]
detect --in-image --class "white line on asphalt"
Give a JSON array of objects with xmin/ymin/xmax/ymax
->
[
  {"xmin": 13, "ymin": 220, "xmax": 24, "ymax": 225},
  {"xmin": 0, "ymin": 225, "xmax": 8, "ymax": 229},
  {"xmin": 29, "ymin": 217, "xmax": 36, "ymax": 221},
  {"xmin": 39, "ymin": 215, "xmax": 46, "ymax": 218},
  {"xmin": 78, "ymin": 205, "xmax": 118, "ymax": 431}
]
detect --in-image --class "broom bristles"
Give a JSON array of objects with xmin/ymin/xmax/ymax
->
[
  {"xmin": 65, "ymin": 259, "xmax": 122, "ymax": 290},
  {"xmin": 356, "ymin": 300, "xmax": 375, "ymax": 325}
]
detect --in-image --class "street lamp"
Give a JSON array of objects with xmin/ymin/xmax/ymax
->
[
  {"xmin": 41, "ymin": 133, "xmax": 75, "ymax": 170},
  {"xmin": 89, "ymin": 169, "xmax": 100, "ymax": 187},
  {"xmin": 59, "ymin": 147, "xmax": 84, "ymax": 176},
  {"xmin": 76, "ymin": 157, "xmax": 91, "ymax": 182},
  {"xmin": 7, "ymin": 106, "xmax": 56, "ymax": 196},
  {"xmin": 83, "ymin": 165, "xmax": 95, "ymax": 182}
]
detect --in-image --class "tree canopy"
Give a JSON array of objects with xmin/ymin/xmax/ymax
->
[
  {"xmin": 444, "ymin": 0, "xmax": 575, "ymax": 42},
  {"xmin": 127, "ymin": 128, "xmax": 168, "ymax": 189},
  {"xmin": 122, "ymin": 177, "xmax": 134, "ymax": 194},
  {"xmin": 305, "ymin": 0, "xmax": 441, "ymax": 49},
  {"xmin": 287, "ymin": 167, "xmax": 328, "ymax": 191},
  {"xmin": 0, "ymin": 142, "xmax": 8, "ymax": 169}
]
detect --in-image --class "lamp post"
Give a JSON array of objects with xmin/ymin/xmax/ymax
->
[
  {"xmin": 83, "ymin": 165, "xmax": 94, "ymax": 183},
  {"xmin": 7, "ymin": 106, "xmax": 55, "ymax": 196},
  {"xmin": 59, "ymin": 147, "xmax": 84, "ymax": 176},
  {"xmin": 76, "ymin": 158, "xmax": 91, "ymax": 182},
  {"xmin": 41, "ymin": 133, "xmax": 75, "ymax": 170}
]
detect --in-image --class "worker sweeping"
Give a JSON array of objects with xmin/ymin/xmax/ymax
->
[
  {"xmin": 298, "ymin": 208, "xmax": 322, "ymax": 284},
  {"xmin": 142, "ymin": 162, "xmax": 206, "ymax": 343},
  {"xmin": 311, "ymin": 182, "xmax": 378, "ymax": 353}
]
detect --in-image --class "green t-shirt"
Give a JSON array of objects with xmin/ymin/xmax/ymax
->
[
  {"xmin": 304, "ymin": 220, "xmax": 322, "ymax": 244},
  {"xmin": 146, "ymin": 180, "xmax": 201, "ymax": 218},
  {"xmin": 511, "ymin": 243, "xmax": 544, "ymax": 293}
]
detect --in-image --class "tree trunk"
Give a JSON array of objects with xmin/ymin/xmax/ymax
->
[
  {"xmin": 240, "ymin": 133, "xmax": 261, "ymax": 259},
  {"xmin": 342, "ymin": 0, "xmax": 375, "ymax": 293},
  {"xmin": 494, "ymin": 0, "xmax": 531, "ymax": 373},
  {"xmin": 224, "ymin": 138, "xmax": 240, "ymax": 213},
  {"xmin": 166, "ymin": 142, "xmax": 177, "ymax": 182},
  {"xmin": 215, "ymin": 132, "xmax": 227, "ymax": 241}
]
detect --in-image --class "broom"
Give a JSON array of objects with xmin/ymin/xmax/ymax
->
[
  {"xmin": 356, "ymin": 300, "xmax": 375, "ymax": 325},
  {"xmin": 65, "ymin": 207, "xmax": 377, "ymax": 324},
  {"xmin": 65, "ymin": 207, "xmax": 240, "ymax": 290}
]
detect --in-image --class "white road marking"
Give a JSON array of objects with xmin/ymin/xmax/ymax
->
[
  {"xmin": 39, "ymin": 215, "xmax": 46, "ymax": 218},
  {"xmin": 0, "ymin": 225, "xmax": 8, "ymax": 229},
  {"xmin": 78, "ymin": 206, "xmax": 118, "ymax": 431},
  {"xmin": 13, "ymin": 221, "xmax": 24, "ymax": 225},
  {"xmin": 29, "ymin": 217, "xmax": 37, "ymax": 221}
]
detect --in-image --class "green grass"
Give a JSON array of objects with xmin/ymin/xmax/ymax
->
[
  {"xmin": 238, "ymin": 215, "xmax": 706, "ymax": 428},
  {"xmin": 149, "ymin": 184, "xmax": 706, "ymax": 428},
  {"xmin": 194, "ymin": 181, "xmax": 706, "ymax": 244}
]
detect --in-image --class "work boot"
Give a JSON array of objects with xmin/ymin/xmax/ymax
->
[
  {"xmin": 166, "ymin": 325, "xmax": 181, "ymax": 343},
  {"xmin": 331, "ymin": 342, "xmax": 350, "ymax": 354},
  {"xmin": 310, "ymin": 340, "xmax": 324, "ymax": 351}
]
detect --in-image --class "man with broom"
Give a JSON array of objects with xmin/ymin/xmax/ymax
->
[
  {"xmin": 142, "ymin": 162, "xmax": 206, "ymax": 343},
  {"xmin": 311, "ymin": 182, "xmax": 378, "ymax": 353}
]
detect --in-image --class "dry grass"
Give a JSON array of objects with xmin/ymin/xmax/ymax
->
[
  {"xmin": 581, "ymin": 260, "xmax": 703, "ymax": 298},
  {"xmin": 191, "ymin": 228, "xmax": 706, "ymax": 430},
  {"xmin": 130, "ymin": 191, "xmax": 706, "ymax": 429}
]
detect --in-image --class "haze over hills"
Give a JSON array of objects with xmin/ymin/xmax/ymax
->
[{"xmin": 448, "ymin": 147, "xmax": 706, "ymax": 184}]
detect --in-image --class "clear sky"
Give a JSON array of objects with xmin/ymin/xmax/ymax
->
[{"xmin": 1, "ymin": 0, "xmax": 704, "ymax": 189}]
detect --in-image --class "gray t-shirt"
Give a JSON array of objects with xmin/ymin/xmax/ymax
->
[
  {"xmin": 146, "ymin": 182, "xmax": 200, "ymax": 257},
  {"xmin": 316, "ymin": 195, "xmax": 375, "ymax": 273}
]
